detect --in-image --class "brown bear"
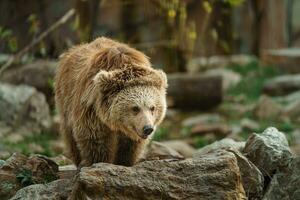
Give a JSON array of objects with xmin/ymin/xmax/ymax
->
[{"xmin": 54, "ymin": 37, "xmax": 167, "ymax": 167}]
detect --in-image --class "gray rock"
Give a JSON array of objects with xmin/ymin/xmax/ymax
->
[
  {"xmin": 161, "ymin": 140, "xmax": 196, "ymax": 158},
  {"xmin": 0, "ymin": 153, "xmax": 59, "ymax": 199},
  {"xmin": 142, "ymin": 141, "xmax": 184, "ymax": 161},
  {"xmin": 204, "ymin": 68, "xmax": 241, "ymax": 92},
  {"xmin": 9, "ymin": 179, "xmax": 71, "ymax": 200},
  {"xmin": 241, "ymin": 118, "xmax": 260, "ymax": 132},
  {"xmin": 182, "ymin": 114, "xmax": 224, "ymax": 127},
  {"xmin": 0, "ymin": 83, "xmax": 51, "ymax": 138},
  {"xmin": 187, "ymin": 55, "xmax": 255, "ymax": 72},
  {"xmin": 263, "ymin": 156, "xmax": 300, "ymax": 200},
  {"xmin": 253, "ymin": 95, "xmax": 283, "ymax": 120},
  {"xmin": 263, "ymin": 74, "xmax": 300, "ymax": 96},
  {"xmin": 282, "ymin": 98, "xmax": 300, "ymax": 121},
  {"xmin": 261, "ymin": 48, "xmax": 300, "ymax": 73},
  {"xmin": 0, "ymin": 60, "xmax": 57, "ymax": 105},
  {"xmin": 193, "ymin": 138, "xmax": 245, "ymax": 157},
  {"xmin": 275, "ymin": 90, "xmax": 300, "ymax": 105},
  {"xmin": 70, "ymin": 150, "xmax": 246, "ymax": 200},
  {"xmin": 228, "ymin": 149, "xmax": 264, "ymax": 200},
  {"xmin": 243, "ymin": 127, "xmax": 293, "ymax": 177}
]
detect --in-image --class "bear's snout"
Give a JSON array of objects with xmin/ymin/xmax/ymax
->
[{"xmin": 143, "ymin": 125, "xmax": 154, "ymax": 136}]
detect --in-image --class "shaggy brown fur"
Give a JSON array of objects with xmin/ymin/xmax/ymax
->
[{"xmin": 55, "ymin": 37, "xmax": 167, "ymax": 167}]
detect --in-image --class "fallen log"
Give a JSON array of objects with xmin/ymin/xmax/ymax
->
[{"xmin": 167, "ymin": 73, "xmax": 222, "ymax": 110}]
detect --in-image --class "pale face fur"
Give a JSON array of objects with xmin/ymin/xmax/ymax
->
[{"xmin": 105, "ymin": 86, "xmax": 166, "ymax": 141}]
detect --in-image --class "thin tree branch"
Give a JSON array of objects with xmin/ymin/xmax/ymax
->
[{"xmin": 0, "ymin": 9, "xmax": 75, "ymax": 76}]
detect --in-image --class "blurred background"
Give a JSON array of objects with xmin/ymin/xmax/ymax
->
[{"xmin": 0, "ymin": 0, "xmax": 300, "ymax": 162}]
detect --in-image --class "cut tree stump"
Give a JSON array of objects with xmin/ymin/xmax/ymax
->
[{"xmin": 167, "ymin": 73, "xmax": 222, "ymax": 110}]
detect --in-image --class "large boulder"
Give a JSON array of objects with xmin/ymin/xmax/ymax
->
[
  {"xmin": 263, "ymin": 156, "xmax": 300, "ymax": 200},
  {"xmin": 228, "ymin": 149, "xmax": 264, "ymax": 200},
  {"xmin": 69, "ymin": 150, "xmax": 246, "ymax": 200},
  {"xmin": 0, "ymin": 153, "xmax": 59, "ymax": 199},
  {"xmin": 243, "ymin": 127, "xmax": 293, "ymax": 178},
  {"xmin": 263, "ymin": 74, "xmax": 300, "ymax": 96},
  {"xmin": 0, "ymin": 60, "xmax": 57, "ymax": 105},
  {"xmin": 0, "ymin": 83, "xmax": 51, "ymax": 138},
  {"xmin": 9, "ymin": 179, "xmax": 71, "ymax": 200},
  {"xmin": 193, "ymin": 138, "xmax": 245, "ymax": 157}
]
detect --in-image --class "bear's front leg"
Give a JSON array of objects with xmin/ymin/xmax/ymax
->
[
  {"xmin": 114, "ymin": 134, "xmax": 147, "ymax": 166},
  {"xmin": 74, "ymin": 131, "xmax": 118, "ymax": 167}
]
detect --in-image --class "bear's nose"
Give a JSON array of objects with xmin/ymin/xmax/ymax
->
[{"xmin": 143, "ymin": 125, "xmax": 154, "ymax": 136}]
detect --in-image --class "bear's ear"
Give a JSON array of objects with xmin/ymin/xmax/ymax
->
[
  {"xmin": 81, "ymin": 70, "xmax": 115, "ymax": 106},
  {"xmin": 154, "ymin": 69, "xmax": 168, "ymax": 90},
  {"xmin": 93, "ymin": 70, "xmax": 113, "ymax": 88}
]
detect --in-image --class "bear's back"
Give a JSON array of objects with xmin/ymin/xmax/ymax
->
[{"xmin": 55, "ymin": 37, "xmax": 152, "ymax": 117}]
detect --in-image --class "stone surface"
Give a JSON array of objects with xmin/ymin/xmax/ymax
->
[
  {"xmin": 10, "ymin": 179, "xmax": 71, "ymax": 200},
  {"xmin": 282, "ymin": 98, "xmax": 300, "ymax": 121},
  {"xmin": 193, "ymin": 138, "xmax": 245, "ymax": 157},
  {"xmin": 70, "ymin": 150, "xmax": 246, "ymax": 200},
  {"xmin": 0, "ymin": 153, "xmax": 59, "ymax": 199},
  {"xmin": 0, "ymin": 60, "xmax": 57, "ymax": 105},
  {"xmin": 0, "ymin": 83, "xmax": 52, "ymax": 138},
  {"xmin": 190, "ymin": 123, "xmax": 231, "ymax": 137},
  {"xmin": 263, "ymin": 74, "xmax": 300, "ymax": 96},
  {"xmin": 253, "ymin": 95, "xmax": 283, "ymax": 120},
  {"xmin": 182, "ymin": 114, "xmax": 231, "ymax": 136},
  {"xmin": 263, "ymin": 156, "xmax": 300, "ymax": 200},
  {"xmin": 187, "ymin": 54, "xmax": 254, "ymax": 72},
  {"xmin": 182, "ymin": 114, "xmax": 224, "ymax": 127},
  {"xmin": 228, "ymin": 149, "xmax": 264, "ymax": 200},
  {"xmin": 218, "ymin": 103, "xmax": 254, "ymax": 118},
  {"xmin": 261, "ymin": 48, "xmax": 300, "ymax": 73},
  {"xmin": 161, "ymin": 140, "xmax": 196, "ymax": 158},
  {"xmin": 241, "ymin": 118, "xmax": 260, "ymax": 132},
  {"xmin": 204, "ymin": 68, "xmax": 241, "ymax": 92},
  {"xmin": 243, "ymin": 127, "xmax": 293, "ymax": 177},
  {"xmin": 142, "ymin": 141, "xmax": 184, "ymax": 161}
]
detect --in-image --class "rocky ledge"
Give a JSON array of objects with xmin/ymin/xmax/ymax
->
[{"xmin": 1, "ymin": 127, "xmax": 299, "ymax": 200}]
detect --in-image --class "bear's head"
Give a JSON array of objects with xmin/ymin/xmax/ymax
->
[{"xmin": 83, "ymin": 65, "xmax": 168, "ymax": 141}]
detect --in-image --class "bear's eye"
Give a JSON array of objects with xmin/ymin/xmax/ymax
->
[
  {"xmin": 150, "ymin": 106, "xmax": 155, "ymax": 112},
  {"xmin": 132, "ymin": 106, "xmax": 140, "ymax": 113}
]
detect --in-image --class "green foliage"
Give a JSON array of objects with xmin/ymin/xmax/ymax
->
[
  {"xmin": 225, "ymin": 0, "xmax": 245, "ymax": 6},
  {"xmin": 153, "ymin": 127, "xmax": 169, "ymax": 141},
  {"xmin": 16, "ymin": 169, "xmax": 34, "ymax": 187},
  {"xmin": 2, "ymin": 133, "xmax": 57, "ymax": 157},
  {"xmin": 27, "ymin": 14, "xmax": 40, "ymax": 35},
  {"xmin": 47, "ymin": 78, "xmax": 55, "ymax": 90},
  {"xmin": 195, "ymin": 136, "xmax": 210, "ymax": 148},
  {"xmin": 42, "ymin": 172, "xmax": 57, "ymax": 184},
  {"xmin": 228, "ymin": 61, "xmax": 282, "ymax": 102},
  {"xmin": 0, "ymin": 26, "xmax": 18, "ymax": 52}
]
